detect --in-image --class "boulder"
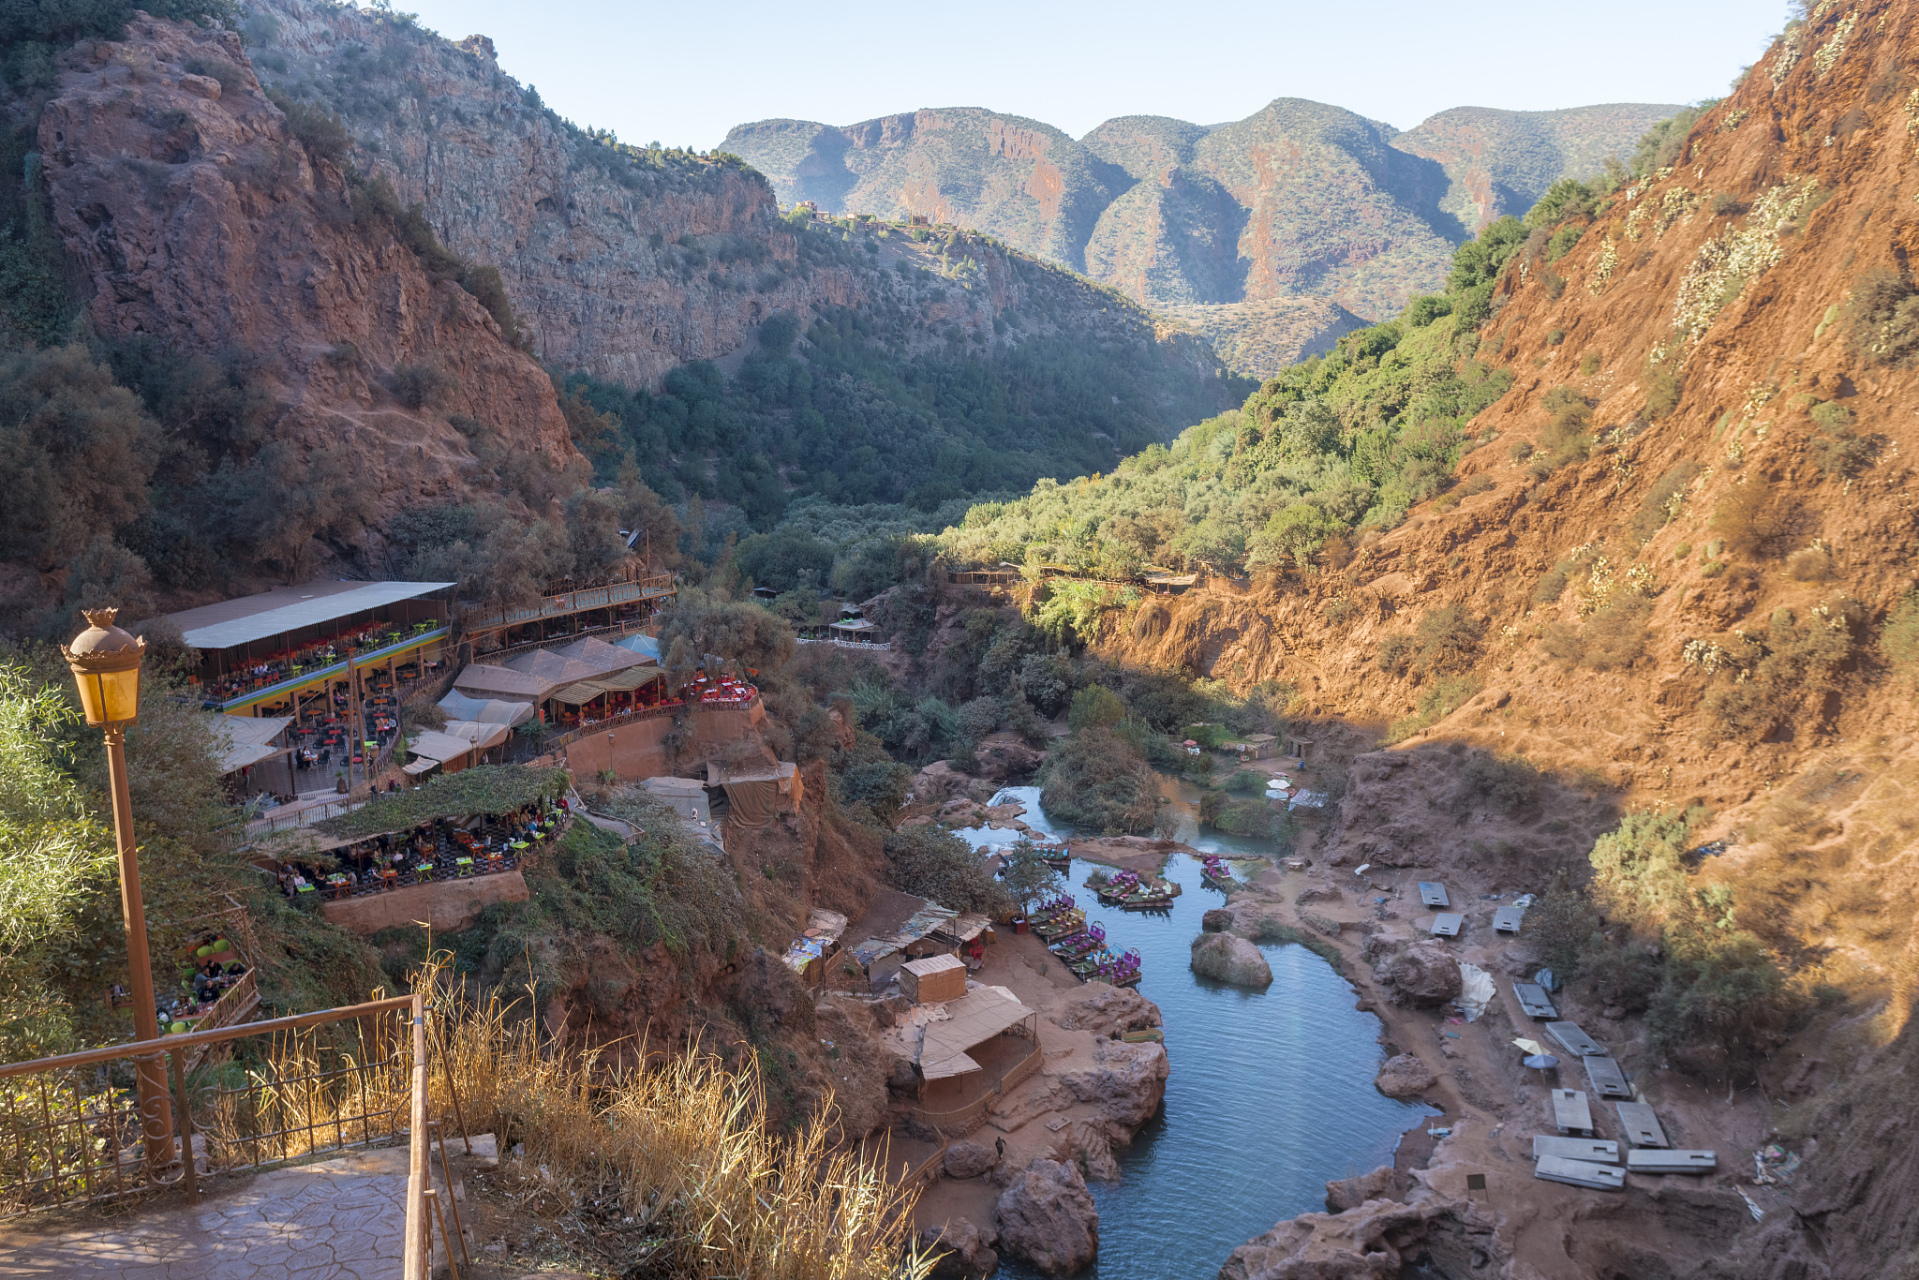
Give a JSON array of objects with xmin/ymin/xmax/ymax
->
[
  {"xmin": 1385, "ymin": 941, "xmax": 1462, "ymax": 1007},
  {"xmin": 1052, "ymin": 1118, "xmax": 1123, "ymax": 1182},
  {"xmin": 1220, "ymin": 1197, "xmax": 1441, "ymax": 1280},
  {"xmin": 1061, "ymin": 1038, "xmax": 1169, "ymax": 1131},
  {"xmin": 1295, "ymin": 885, "xmax": 1340, "ymax": 906},
  {"xmin": 1052, "ymin": 985, "xmax": 1163, "ymax": 1036},
  {"xmin": 994, "ymin": 1158, "xmax": 1098, "ymax": 1276},
  {"xmin": 1325, "ymin": 1165, "xmax": 1398, "ymax": 1213},
  {"xmin": 1191, "ymin": 932, "xmax": 1274, "ymax": 987},
  {"xmin": 944, "ymin": 1140, "xmax": 999, "ymax": 1180},
  {"xmin": 914, "ymin": 761, "xmax": 980, "ymax": 806},
  {"xmin": 921, "ymin": 1216, "xmax": 999, "ymax": 1279},
  {"xmin": 977, "ymin": 737, "xmax": 1046, "ymax": 782},
  {"xmin": 1202, "ymin": 907, "xmax": 1236, "ymax": 933},
  {"xmin": 1373, "ymin": 1054, "xmax": 1436, "ymax": 1100}
]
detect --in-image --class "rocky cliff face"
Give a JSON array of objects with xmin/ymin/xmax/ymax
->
[
  {"xmin": 39, "ymin": 14, "xmax": 579, "ymax": 544},
  {"xmin": 241, "ymin": 0, "xmax": 1235, "ymax": 418},
  {"xmin": 728, "ymin": 99, "xmax": 1677, "ymax": 375},
  {"xmin": 249, "ymin": 0, "xmax": 823, "ymax": 388}
]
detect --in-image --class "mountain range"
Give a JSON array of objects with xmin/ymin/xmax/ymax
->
[{"xmin": 724, "ymin": 100, "xmax": 1680, "ymax": 373}]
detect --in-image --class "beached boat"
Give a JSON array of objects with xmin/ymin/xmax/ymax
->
[
  {"xmin": 1200, "ymin": 857, "xmax": 1236, "ymax": 892},
  {"xmin": 1095, "ymin": 870, "xmax": 1143, "ymax": 905},
  {"xmin": 1050, "ymin": 922, "xmax": 1106, "ymax": 960},
  {"xmin": 1038, "ymin": 841, "xmax": 1072, "ymax": 870}
]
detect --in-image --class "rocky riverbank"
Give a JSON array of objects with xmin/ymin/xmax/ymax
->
[{"xmin": 1204, "ymin": 858, "xmax": 1768, "ymax": 1279}]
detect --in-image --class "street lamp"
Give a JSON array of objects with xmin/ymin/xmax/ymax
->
[{"xmin": 61, "ymin": 608, "xmax": 176, "ymax": 1174}]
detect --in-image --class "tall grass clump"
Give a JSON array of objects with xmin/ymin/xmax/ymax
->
[{"xmin": 343, "ymin": 961, "xmax": 933, "ymax": 1280}]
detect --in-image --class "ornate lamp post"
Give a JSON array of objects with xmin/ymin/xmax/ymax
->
[{"xmin": 61, "ymin": 608, "xmax": 175, "ymax": 1173}]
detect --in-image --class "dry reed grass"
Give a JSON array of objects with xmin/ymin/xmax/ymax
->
[{"xmin": 419, "ymin": 960, "xmax": 933, "ymax": 1280}]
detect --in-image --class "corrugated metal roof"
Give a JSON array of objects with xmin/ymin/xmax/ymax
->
[{"xmin": 169, "ymin": 581, "xmax": 453, "ymax": 651}]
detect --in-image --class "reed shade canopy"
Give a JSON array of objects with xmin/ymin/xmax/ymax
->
[{"xmin": 61, "ymin": 608, "xmax": 145, "ymax": 725}]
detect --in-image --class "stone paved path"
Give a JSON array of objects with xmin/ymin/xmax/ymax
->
[{"xmin": 0, "ymin": 1145, "xmax": 417, "ymax": 1279}]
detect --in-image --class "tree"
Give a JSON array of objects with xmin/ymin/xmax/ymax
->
[
  {"xmin": 999, "ymin": 835, "xmax": 1061, "ymax": 920},
  {"xmin": 0, "ymin": 663, "xmax": 115, "ymax": 954}
]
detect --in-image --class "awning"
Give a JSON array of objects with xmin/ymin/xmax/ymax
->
[
  {"xmin": 454, "ymin": 664, "xmax": 555, "ymax": 700},
  {"xmin": 207, "ymin": 714, "xmax": 294, "ymax": 775},
  {"xmin": 402, "ymin": 758, "xmax": 438, "ymax": 776},
  {"xmin": 614, "ymin": 633, "xmax": 661, "ymax": 661},
  {"xmin": 168, "ymin": 581, "xmax": 453, "ymax": 651},
  {"xmin": 919, "ymin": 986, "xmax": 1034, "ymax": 1080},
  {"xmin": 444, "ymin": 720, "xmax": 512, "ymax": 753},
  {"xmin": 438, "ymin": 690, "xmax": 535, "ymax": 726},
  {"xmin": 407, "ymin": 730, "xmax": 480, "ymax": 765}
]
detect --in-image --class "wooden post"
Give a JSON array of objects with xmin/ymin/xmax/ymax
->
[{"xmin": 403, "ymin": 992, "xmax": 429, "ymax": 1280}]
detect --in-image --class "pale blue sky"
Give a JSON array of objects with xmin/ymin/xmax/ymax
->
[{"xmin": 382, "ymin": 0, "xmax": 1789, "ymax": 149}]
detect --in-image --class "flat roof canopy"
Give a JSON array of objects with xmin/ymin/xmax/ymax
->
[{"xmin": 168, "ymin": 581, "xmax": 454, "ymax": 651}]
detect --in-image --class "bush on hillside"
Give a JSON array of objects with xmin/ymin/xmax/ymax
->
[
  {"xmin": 1703, "ymin": 605, "xmax": 1855, "ymax": 740},
  {"xmin": 1885, "ymin": 592, "xmax": 1919, "ymax": 673},
  {"xmin": 1845, "ymin": 267, "xmax": 1919, "ymax": 367},
  {"xmin": 1709, "ymin": 477, "xmax": 1776, "ymax": 554},
  {"xmin": 883, "ymin": 825, "xmax": 1013, "ymax": 917},
  {"xmin": 1066, "ymin": 684, "xmax": 1127, "ymax": 733}
]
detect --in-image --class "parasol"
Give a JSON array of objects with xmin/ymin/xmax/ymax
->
[{"xmin": 1522, "ymin": 1054, "xmax": 1560, "ymax": 1071}]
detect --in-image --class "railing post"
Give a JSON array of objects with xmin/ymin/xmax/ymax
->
[
  {"xmin": 168, "ymin": 1048, "xmax": 197, "ymax": 1206},
  {"xmin": 403, "ymin": 993, "xmax": 429, "ymax": 1280}
]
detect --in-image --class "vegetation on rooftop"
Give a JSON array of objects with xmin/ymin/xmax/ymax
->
[{"xmin": 309, "ymin": 765, "xmax": 568, "ymax": 840}]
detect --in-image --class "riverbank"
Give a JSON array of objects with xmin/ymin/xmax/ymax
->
[{"xmin": 1211, "ymin": 856, "xmax": 1773, "ymax": 1278}]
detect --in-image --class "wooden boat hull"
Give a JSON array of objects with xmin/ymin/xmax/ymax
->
[{"xmin": 1119, "ymin": 896, "xmax": 1173, "ymax": 911}]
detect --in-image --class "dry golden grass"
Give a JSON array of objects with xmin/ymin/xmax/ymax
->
[
  {"xmin": 432, "ymin": 965, "xmax": 931, "ymax": 1280},
  {"xmin": 240, "ymin": 960, "xmax": 931, "ymax": 1280}
]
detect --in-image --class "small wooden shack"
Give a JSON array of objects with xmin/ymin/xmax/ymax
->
[{"xmin": 900, "ymin": 954, "xmax": 967, "ymax": 1003}]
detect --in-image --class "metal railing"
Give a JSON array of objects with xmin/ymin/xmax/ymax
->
[
  {"xmin": 244, "ymin": 795, "xmax": 365, "ymax": 836},
  {"xmin": 463, "ymin": 575, "xmax": 675, "ymax": 634},
  {"xmin": 0, "ymin": 994, "xmax": 428, "ymax": 1232}
]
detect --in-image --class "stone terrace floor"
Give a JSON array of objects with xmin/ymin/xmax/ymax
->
[{"xmin": 0, "ymin": 1143, "xmax": 426, "ymax": 1279}]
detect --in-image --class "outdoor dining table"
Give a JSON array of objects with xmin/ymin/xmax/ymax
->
[
  {"xmin": 455, "ymin": 857, "xmax": 474, "ymax": 876},
  {"xmin": 511, "ymin": 840, "xmax": 529, "ymax": 851},
  {"xmin": 415, "ymin": 863, "xmax": 434, "ymax": 881},
  {"xmin": 381, "ymin": 868, "xmax": 399, "ymax": 887}
]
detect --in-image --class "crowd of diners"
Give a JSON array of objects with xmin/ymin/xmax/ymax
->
[
  {"xmin": 277, "ymin": 799, "xmax": 568, "ymax": 901},
  {"xmin": 552, "ymin": 668, "xmax": 757, "ymax": 731},
  {"xmin": 152, "ymin": 933, "xmax": 251, "ymax": 1034},
  {"xmin": 200, "ymin": 619, "xmax": 444, "ymax": 703}
]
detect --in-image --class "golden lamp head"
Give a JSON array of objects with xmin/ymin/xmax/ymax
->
[{"xmin": 61, "ymin": 608, "xmax": 146, "ymax": 727}]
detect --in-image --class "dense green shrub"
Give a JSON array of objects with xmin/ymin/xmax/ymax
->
[
  {"xmin": 1807, "ymin": 400, "xmax": 1874, "ymax": 477},
  {"xmin": 1066, "ymin": 684, "xmax": 1127, "ymax": 733},
  {"xmin": 1038, "ymin": 727, "xmax": 1159, "ymax": 835},
  {"xmin": 883, "ymin": 825, "xmax": 1014, "ymax": 917}
]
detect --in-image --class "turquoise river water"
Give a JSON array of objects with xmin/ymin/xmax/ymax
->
[{"xmin": 955, "ymin": 785, "xmax": 1434, "ymax": 1279}]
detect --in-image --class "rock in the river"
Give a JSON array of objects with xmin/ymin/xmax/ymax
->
[
  {"xmin": 944, "ymin": 1140, "xmax": 999, "ymax": 1180},
  {"xmin": 1052, "ymin": 985, "xmax": 1163, "ymax": 1036},
  {"xmin": 1385, "ymin": 941, "xmax": 1462, "ymax": 1007},
  {"xmin": 1374, "ymin": 1053, "xmax": 1436, "ymax": 1099},
  {"xmin": 921, "ymin": 1215, "xmax": 999, "ymax": 1279},
  {"xmin": 1219, "ymin": 1196, "xmax": 1447, "ymax": 1280},
  {"xmin": 1325, "ymin": 1165, "xmax": 1398, "ymax": 1212},
  {"xmin": 1202, "ymin": 907, "xmax": 1236, "ymax": 933},
  {"xmin": 995, "ymin": 1158, "xmax": 1098, "ymax": 1276},
  {"xmin": 1061, "ymin": 1039, "xmax": 1170, "ymax": 1131},
  {"xmin": 1191, "ymin": 932, "xmax": 1274, "ymax": 987}
]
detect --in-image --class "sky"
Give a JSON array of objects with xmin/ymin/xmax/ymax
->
[{"xmin": 384, "ymin": 0, "xmax": 1789, "ymax": 150}]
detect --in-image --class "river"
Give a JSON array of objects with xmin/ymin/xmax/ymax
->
[{"xmin": 954, "ymin": 784, "xmax": 1434, "ymax": 1279}]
